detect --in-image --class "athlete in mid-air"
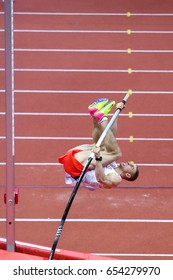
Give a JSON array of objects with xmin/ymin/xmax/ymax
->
[{"xmin": 58, "ymin": 98, "xmax": 139, "ymax": 190}]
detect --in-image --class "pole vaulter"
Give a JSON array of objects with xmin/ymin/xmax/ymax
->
[{"xmin": 48, "ymin": 92, "xmax": 132, "ymax": 260}]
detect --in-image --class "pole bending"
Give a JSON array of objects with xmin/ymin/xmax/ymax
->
[{"xmin": 48, "ymin": 92, "xmax": 132, "ymax": 260}]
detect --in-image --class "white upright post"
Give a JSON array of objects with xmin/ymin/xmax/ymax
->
[{"xmin": 4, "ymin": 0, "xmax": 15, "ymax": 251}]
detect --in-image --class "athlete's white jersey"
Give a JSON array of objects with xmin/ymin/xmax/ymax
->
[{"xmin": 65, "ymin": 164, "xmax": 121, "ymax": 191}]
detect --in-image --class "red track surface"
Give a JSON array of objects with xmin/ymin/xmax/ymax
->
[{"xmin": 0, "ymin": 0, "xmax": 173, "ymax": 260}]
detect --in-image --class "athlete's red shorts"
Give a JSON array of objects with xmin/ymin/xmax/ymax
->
[{"xmin": 58, "ymin": 149, "xmax": 84, "ymax": 177}]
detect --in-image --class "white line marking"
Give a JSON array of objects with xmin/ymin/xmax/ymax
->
[
  {"xmin": 0, "ymin": 136, "xmax": 172, "ymax": 141},
  {"xmin": 0, "ymin": 162, "xmax": 172, "ymax": 167},
  {"xmin": 95, "ymin": 253, "xmax": 173, "ymax": 257},
  {"xmin": 14, "ymin": 136, "xmax": 173, "ymax": 141},
  {"xmin": 13, "ymin": 12, "xmax": 173, "ymax": 17},
  {"xmin": 1, "ymin": 218, "xmax": 173, "ymax": 223},
  {"xmin": 1, "ymin": 112, "xmax": 172, "ymax": 117},
  {"xmin": 14, "ymin": 12, "xmax": 127, "ymax": 16},
  {"xmin": 1, "ymin": 48, "xmax": 173, "ymax": 53},
  {"xmin": 137, "ymin": 163, "xmax": 173, "ymax": 167},
  {"xmin": 3, "ymin": 68, "xmax": 173, "ymax": 73},
  {"xmin": 15, "ymin": 162, "xmax": 58, "ymax": 166},
  {"xmin": 13, "ymin": 90, "xmax": 173, "ymax": 94},
  {"xmin": 0, "ymin": 29, "xmax": 116, "ymax": 33},
  {"xmin": 0, "ymin": 67, "xmax": 171, "ymax": 74},
  {"xmin": 2, "ymin": 26, "xmax": 173, "ymax": 34},
  {"xmin": 2, "ymin": 11, "xmax": 173, "ymax": 16},
  {"xmin": 1, "ymin": 29, "xmax": 172, "ymax": 34},
  {"xmin": 14, "ymin": 136, "xmax": 92, "ymax": 140}
]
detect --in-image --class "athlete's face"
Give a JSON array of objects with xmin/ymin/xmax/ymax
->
[{"xmin": 119, "ymin": 162, "xmax": 137, "ymax": 175}]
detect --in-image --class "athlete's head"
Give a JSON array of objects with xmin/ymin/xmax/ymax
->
[{"xmin": 119, "ymin": 162, "xmax": 139, "ymax": 181}]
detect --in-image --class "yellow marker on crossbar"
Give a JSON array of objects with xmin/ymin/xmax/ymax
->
[
  {"xmin": 129, "ymin": 161, "xmax": 134, "ymax": 165},
  {"xmin": 129, "ymin": 112, "xmax": 133, "ymax": 118},
  {"xmin": 127, "ymin": 29, "xmax": 132, "ymax": 35},
  {"xmin": 129, "ymin": 136, "xmax": 134, "ymax": 142},
  {"xmin": 127, "ymin": 12, "xmax": 131, "ymax": 17},
  {"xmin": 128, "ymin": 89, "xmax": 133, "ymax": 95},
  {"xmin": 128, "ymin": 68, "xmax": 132, "ymax": 74},
  {"xmin": 127, "ymin": 48, "xmax": 132, "ymax": 54}
]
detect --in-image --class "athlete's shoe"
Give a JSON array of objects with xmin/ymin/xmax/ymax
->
[
  {"xmin": 94, "ymin": 100, "xmax": 115, "ymax": 122},
  {"xmin": 88, "ymin": 98, "xmax": 109, "ymax": 117}
]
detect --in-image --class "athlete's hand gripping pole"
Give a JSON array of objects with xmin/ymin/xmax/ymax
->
[{"xmin": 48, "ymin": 92, "xmax": 131, "ymax": 260}]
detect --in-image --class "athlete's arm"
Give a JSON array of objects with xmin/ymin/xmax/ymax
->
[
  {"xmin": 93, "ymin": 146, "xmax": 121, "ymax": 188},
  {"xmin": 94, "ymin": 161, "xmax": 121, "ymax": 188}
]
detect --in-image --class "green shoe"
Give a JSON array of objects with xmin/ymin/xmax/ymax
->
[
  {"xmin": 94, "ymin": 101, "xmax": 115, "ymax": 122},
  {"xmin": 88, "ymin": 98, "xmax": 109, "ymax": 116}
]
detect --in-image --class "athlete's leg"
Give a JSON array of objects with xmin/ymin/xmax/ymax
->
[
  {"xmin": 92, "ymin": 117, "xmax": 122, "ymax": 164},
  {"xmin": 74, "ymin": 119, "xmax": 121, "ymax": 169},
  {"xmin": 74, "ymin": 98, "xmax": 122, "ymax": 168},
  {"xmin": 91, "ymin": 101, "xmax": 124, "ymax": 155},
  {"xmin": 74, "ymin": 117, "xmax": 121, "ymax": 169}
]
